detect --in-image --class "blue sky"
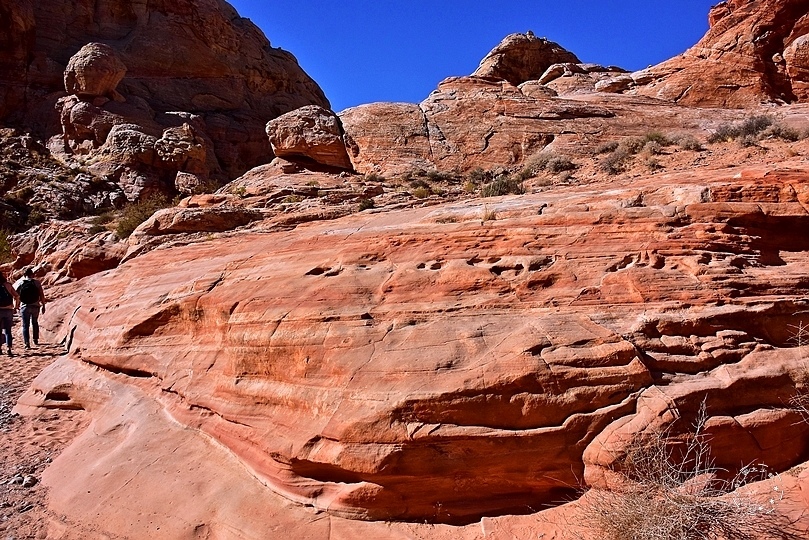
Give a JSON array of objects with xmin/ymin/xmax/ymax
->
[{"xmin": 230, "ymin": 1, "xmax": 718, "ymax": 112}]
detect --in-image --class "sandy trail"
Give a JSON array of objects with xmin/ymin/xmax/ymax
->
[{"xmin": 0, "ymin": 313, "xmax": 87, "ymax": 539}]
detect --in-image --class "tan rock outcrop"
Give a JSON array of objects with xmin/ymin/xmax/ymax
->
[
  {"xmin": 265, "ymin": 105, "xmax": 353, "ymax": 171},
  {"xmin": 63, "ymin": 43, "xmax": 126, "ymax": 100},
  {"xmin": 472, "ymin": 32, "xmax": 580, "ymax": 86}
]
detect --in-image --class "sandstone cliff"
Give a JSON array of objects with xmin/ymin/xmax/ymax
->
[
  {"xmin": 636, "ymin": 0, "xmax": 809, "ymax": 107},
  {"xmin": 0, "ymin": 0, "xmax": 329, "ymax": 187}
]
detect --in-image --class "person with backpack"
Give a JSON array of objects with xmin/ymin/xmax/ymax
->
[
  {"xmin": 15, "ymin": 268, "xmax": 46, "ymax": 350},
  {"xmin": 0, "ymin": 272, "xmax": 20, "ymax": 356}
]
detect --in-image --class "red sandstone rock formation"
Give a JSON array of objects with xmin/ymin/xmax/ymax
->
[
  {"xmin": 636, "ymin": 0, "xmax": 809, "ymax": 107},
  {"xmin": 472, "ymin": 32, "xmax": 580, "ymax": 86},
  {"xmin": 265, "ymin": 105, "xmax": 353, "ymax": 171},
  {"xmin": 0, "ymin": 0, "xmax": 329, "ymax": 180},
  {"xmin": 10, "ymin": 1, "xmax": 809, "ymax": 539},
  {"xmin": 63, "ymin": 43, "xmax": 126, "ymax": 101},
  {"xmin": 15, "ymin": 161, "xmax": 809, "ymax": 535}
]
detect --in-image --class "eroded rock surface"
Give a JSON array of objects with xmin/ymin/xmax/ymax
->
[
  {"xmin": 15, "ymin": 162, "xmax": 809, "ymax": 534},
  {"xmin": 266, "ymin": 105, "xmax": 353, "ymax": 171},
  {"xmin": 472, "ymin": 32, "xmax": 580, "ymax": 86}
]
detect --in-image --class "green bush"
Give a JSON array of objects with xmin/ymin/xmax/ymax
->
[
  {"xmin": 115, "ymin": 194, "xmax": 171, "ymax": 239},
  {"xmin": 358, "ymin": 198, "xmax": 375, "ymax": 211}
]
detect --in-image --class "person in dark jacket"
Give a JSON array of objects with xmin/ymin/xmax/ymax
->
[
  {"xmin": 15, "ymin": 268, "xmax": 46, "ymax": 349},
  {"xmin": 0, "ymin": 272, "xmax": 20, "ymax": 356}
]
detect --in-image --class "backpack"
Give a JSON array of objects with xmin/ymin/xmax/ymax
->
[
  {"xmin": 0, "ymin": 284, "xmax": 11, "ymax": 307},
  {"xmin": 17, "ymin": 279, "xmax": 39, "ymax": 305}
]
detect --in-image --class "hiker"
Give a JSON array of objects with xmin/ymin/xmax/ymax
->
[
  {"xmin": 15, "ymin": 268, "xmax": 46, "ymax": 350},
  {"xmin": 0, "ymin": 272, "xmax": 20, "ymax": 357}
]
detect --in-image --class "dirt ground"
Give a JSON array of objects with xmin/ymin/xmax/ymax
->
[{"xmin": 0, "ymin": 315, "xmax": 87, "ymax": 540}]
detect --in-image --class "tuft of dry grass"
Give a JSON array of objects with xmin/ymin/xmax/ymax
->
[{"xmin": 578, "ymin": 404, "xmax": 800, "ymax": 540}]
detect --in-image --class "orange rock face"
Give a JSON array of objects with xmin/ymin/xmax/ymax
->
[
  {"xmin": 341, "ymin": 76, "xmax": 616, "ymax": 175},
  {"xmin": 637, "ymin": 0, "xmax": 809, "ymax": 107},
  {"xmin": 17, "ymin": 162, "xmax": 809, "ymax": 534},
  {"xmin": 11, "ymin": 2, "xmax": 809, "ymax": 539},
  {"xmin": 472, "ymin": 33, "xmax": 580, "ymax": 86}
]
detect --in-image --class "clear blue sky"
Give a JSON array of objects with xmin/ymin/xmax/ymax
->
[{"xmin": 230, "ymin": 1, "xmax": 718, "ymax": 112}]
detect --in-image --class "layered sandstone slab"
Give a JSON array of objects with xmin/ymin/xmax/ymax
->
[
  {"xmin": 340, "ymin": 77, "xmax": 747, "ymax": 176},
  {"xmin": 16, "ymin": 163, "xmax": 809, "ymax": 535}
]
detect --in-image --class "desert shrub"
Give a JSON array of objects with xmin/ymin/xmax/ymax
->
[
  {"xmin": 596, "ymin": 141, "xmax": 620, "ymax": 154},
  {"xmin": 578, "ymin": 405, "xmax": 796, "ymax": 540},
  {"xmin": 409, "ymin": 178, "xmax": 430, "ymax": 190},
  {"xmin": 600, "ymin": 147, "xmax": 631, "ymax": 175},
  {"xmin": 761, "ymin": 124, "xmax": 803, "ymax": 142},
  {"xmin": 358, "ymin": 198, "xmax": 375, "ymax": 211},
  {"xmin": 480, "ymin": 174, "xmax": 524, "ymax": 197},
  {"xmin": 467, "ymin": 168, "xmax": 488, "ymax": 185},
  {"xmin": 282, "ymin": 194, "xmax": 304, "ymax": 204},
  {"xmin": 643, "ymin": 131, "xmax": 673, "ymax": 146},
  {"xmin": 115, "ymin": 194, "xmax": 171, "ymax": 239},
  {"xmin": 738, "ymin": 115, "xmax": 774, "ymax": 137},
  {"xmin": 25, "ymin": 208, "xmax": 46, "ymax": 227},
  {"xmin": 708, "ymin": 115, "xmax": 774, "ymax": 143},
  {"xmin": 426, "ymin": 170, "xmax": 460, "ymax": 183},
  {"xmin": 229, "ymin": 185, "xmax": 247, "ymax": 198},
  {"xmin": 411, "ymin": 186, "xmax": 432, "ymax": 199},
  {"xmin": 88, "ymin": 212, "xmax": 115, "ymax": 234},
  {"xmin": 619, "ymin": 136, "xmax": 647, "ymax": 155},
  {"xmin": 618, "ymin": 132, "xmax": 673, "ymax": 157},
  {"xmin": 546, "ymin": 155, "xmax": 578, "ymax": 174},
  {"xmin": 0, "ymin": 229, "xmax": 12, "ymax": 264},
  {"xmin": 646, "ymin": 157, "xmax": 664, "ymax": 171},
  {"xmin": 364, "ymin": 173, "xmax": 384, "ymax": 183},
  {"xmin": 676, "ymin": 135, "xmax": 704, "ymax": 151},
  {"xmin": 481, "ymin": 205, "xmax": 497, "ymax": 221},
  {"xmin": 521, "ymin": 152, "xmax": 578, "ymax": 180},
  {"xmin": 643, "ymin": 141, "xmax": 663, "ymax": 155},
  {"xmin": 739, "ymin": 134, "xmax": 759, "ymax": 148}
]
